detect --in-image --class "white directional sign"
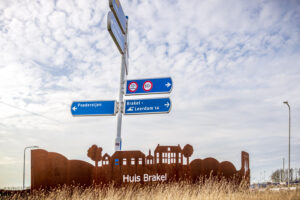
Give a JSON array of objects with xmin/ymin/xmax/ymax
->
[
  {"xmin": 124, "ymin": 98, "xmax": 171, "ymax": 115},
  {"xmin": 107, "ymin": 11, "xmax": 125, "ymax": 54},
  {"xmin": 109, "ymin": 0, "xmax": 127, "ymax": 34},
  {"xmin": 71, "ymin": 100, "xmax": 117, "ymax": 116}
]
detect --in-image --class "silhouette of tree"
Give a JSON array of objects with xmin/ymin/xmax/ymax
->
[
  {"xmin": 183, "ymin": 144, "xmax": 193, "ymax": 165},
  {"xmin": 87, "ymin": 144, "xmax": 102, "ymax": 167}
]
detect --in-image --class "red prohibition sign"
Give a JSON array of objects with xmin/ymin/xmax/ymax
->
[
  {"xmin": 143, "ymin": 81, "xmax": 153, "ymax": 91},
  {"xmin": 128, "ymin": 81, "xmax": 138, "ymax": 92}
]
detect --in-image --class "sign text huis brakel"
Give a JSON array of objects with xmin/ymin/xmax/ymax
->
[{"xmin": 123, "ymin": 173, "xmax": 167, "ymax": 183}]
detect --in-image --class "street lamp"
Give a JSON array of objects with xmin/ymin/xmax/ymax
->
[
  {"xmin": 23, "ymin": 146, "xmax": 39, "ymax": 190},
  {"xmin": 282, "ymin": 157, "xmax": 285, "ymax": 182},
  {"xmin": 283, "ymin": 101, "xmax": 291, "ymax": 187}
]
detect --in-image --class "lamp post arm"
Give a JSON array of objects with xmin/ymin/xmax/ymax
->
[
  {"xmin": 288, "ymin": 104, "xmax": 291, "ymax": 187},
  {"xmin": 23, "ymin": 146, "xmax": 39, "ymax": 190},
  {"xmin": 283, "ymin": 101, "xmax": 291, "ymax": 187},
  {"xmin": 23, "ymin": 147, "xmax": 29, "ymax": 190}
]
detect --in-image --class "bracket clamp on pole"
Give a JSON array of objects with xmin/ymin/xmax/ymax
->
[
  {"xmin": 115, "ymin": 101, "xmax": 120, "ymax": 113},
  {"xmin": 120, "ymin": 101, "xmax": 124, "ymax": 113}
]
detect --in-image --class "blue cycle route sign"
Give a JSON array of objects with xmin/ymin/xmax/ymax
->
[
  {"xmin": 71, "ymin": 100, "xmax": 117, "ymax": 116},
  {"xmin": 107, "ymin": 11, "xmax": 125, "ymax": 54},
  {"xmin": 126, "ymin": 77, "xmax": 173, "ymax": 95},
  {"xmin": 109, "ymin": 0, "xmax": 127, "ymax": 34},
  {"xmin": 124, "ymin": 98, "xmax": 171, "ymax": 115}
]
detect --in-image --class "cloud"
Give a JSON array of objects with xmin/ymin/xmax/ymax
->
[{"xmin": 0, "ymin": 0, "xmax": 300, "ymax": 187}]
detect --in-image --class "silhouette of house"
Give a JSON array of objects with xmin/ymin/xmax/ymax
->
[
  {"xmin": 146, "ymin": 150, "xmax": 154, "ymax": 165},
  {"xmin": 154, "ymin": 144, "xmax": 183, "ymax": 164},
  {"xmin": 102, "ymin": 153, "xmax": 110, "ymax": 165},
  {"xmin": 111, "ymin": 150, "xmax": 145, "ymax": 166}
]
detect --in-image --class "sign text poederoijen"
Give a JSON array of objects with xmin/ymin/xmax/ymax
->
[{"xmin": 71, "ymin": 100, "xmax": 117, "ymax": 116}]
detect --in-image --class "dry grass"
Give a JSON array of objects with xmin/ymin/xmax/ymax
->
[{"xmin": 1, "ymin": 181, "xmax": 300, "ymax": 200}]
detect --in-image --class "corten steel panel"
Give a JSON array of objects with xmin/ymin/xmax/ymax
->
[
  {"xmin": 190, "ymin": 159, "xmax": 204, "ymax": 182},
  {"xmin": 31, "ymin": 149, "xmax": 94, "ymax": 189},
  {"xmin": 31, "ymin": 150, "xmax": 69, "ymax": 189},
  {"xmin": 47, "ymin": 152, "xmax": 68, "ymax": 187},
  {"xmin": 68, "ymin": 160, "xmax": 94, "ymax": 186},
  {"xmin": 31, "ymin": 149, "xmax": 49, "ymax": 189},
  {"xmin": 218, "ymin": 161, "xmax": 237, "ymax": 180},
  {"xmin": 31, "ymin": 145, "xmax": 250, "ymax": 189},
  {"xmin": 202, "ymin": 158, "xmax": 220, "ymax": 178},
  {"xmin": 240, "ymin": 151, "xmax": 250, "ymax": 185}
]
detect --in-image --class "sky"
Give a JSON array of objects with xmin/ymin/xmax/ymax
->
[{"xmin": 0, "ymin": 0, "xmax": 300, "ymax": 188}]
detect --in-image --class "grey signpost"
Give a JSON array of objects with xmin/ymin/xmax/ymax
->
[
  {"xmin": 107, "ymin": 0, "xmax": 172, "ymax": 151},
  {"xmin": 115, "ymin": 29, "xmax": 128, "ymax": 151},
  {"xmin": 71, "ymin": 0, "xmax": 172, "ymax": 152},
  {"xmin": 107, "ymin": 0, "xmax": 129, "ymax": 151}
]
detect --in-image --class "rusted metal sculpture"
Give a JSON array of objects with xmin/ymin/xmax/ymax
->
[
  {"xmin": 87, "ymin": 145, "xmax": 102, "ymax": 167},
  {"xmin": 31, "ymin": 144, "xmax": 250, "ymax": 189},
  {"xmin": 87, "ymin": 145, "xmax": 102, "ymax": 184},
  {"xmin": 183, "ymin": 144, "xmax": 193, "ymax": 165}
]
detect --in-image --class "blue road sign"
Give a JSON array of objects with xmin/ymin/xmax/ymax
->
[
  {"xmin": 109, "ymin": 0, "xmax": 127, "ymax": 34},
  {"xmin": 107, "ymin": 11, "xmax": 125, "ymax": 54},
  {"xmin": 126, "ymin": 77, "xmax": 173, "ymax": 95},
  {"xmin": 124, "ymin": 98, "xmax": 171, "ymax": 115},
  {"xmin": 71, "ymin": 100, "xmax": 117, "ymax": 116}
]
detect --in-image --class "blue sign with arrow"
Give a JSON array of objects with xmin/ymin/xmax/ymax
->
[
  {"xmin": 109, "ymin": 0, "xmax": 127, "ymax": 34},
  {"xmin": 71, "ymin": 100, "xmax": 117, "ymax": 116},
  {"xmin": 124, "ymin": 98, "xmax": 171, "ymax": 115},
  {"xmin": 107, "ymin": 11, "xmax": 125, "ymax": 54},
  {"xmin": 126, "ymin": 77, "xmax": 173, "ymax": 95}
]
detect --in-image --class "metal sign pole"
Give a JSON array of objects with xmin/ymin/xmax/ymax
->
[{"xmin": 115, "ymin": 18, "xmax": 128, "ymax": 151}]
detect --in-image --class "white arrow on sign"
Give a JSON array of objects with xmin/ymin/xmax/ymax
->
[
  {"xmin": 165, "ymin": 82, "xmax": 171, "ymax": 88},
  {"xmin": 72, "ymin": 106, "xmax": 77, "ymax": 111},
  {"xmin": 164, "ymin": 102, "xmax": 170, "ymax": 108}
]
